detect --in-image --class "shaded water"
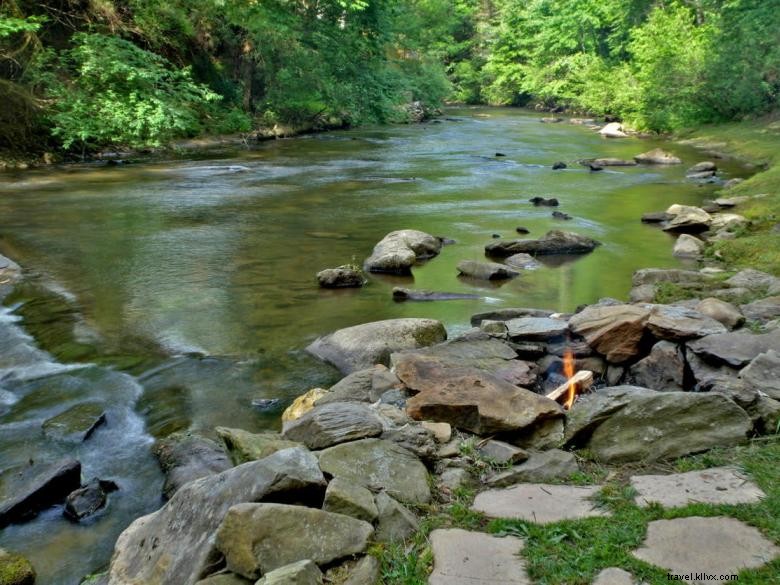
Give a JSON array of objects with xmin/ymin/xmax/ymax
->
[{"xmin": 0, "ymin": 107, "xmax": 749, "ymax": 583}]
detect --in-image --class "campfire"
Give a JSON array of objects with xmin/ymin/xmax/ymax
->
[{"xmin": 546, "ymin": 349, "xmax": 594, "ymax": 410}]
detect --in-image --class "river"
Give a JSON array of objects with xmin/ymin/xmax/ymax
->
[{"xmin": 0, "ymin": 107, "xmax": 750, "ymax": 583}]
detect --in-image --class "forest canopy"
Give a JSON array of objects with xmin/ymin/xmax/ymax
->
[{"xmin": 1, "ymin": 0, "xmax": 778, "ymax": 154}]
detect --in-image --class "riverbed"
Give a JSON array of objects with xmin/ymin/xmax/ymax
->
[{"xmin": 0, "ymin": 107, "xmax": 750, "ymax": 583}]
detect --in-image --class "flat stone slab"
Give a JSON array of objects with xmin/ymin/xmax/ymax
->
[
  {"xmin": 429, "ymin": 528, "xmax": 529, "ymax": 585},
  {"xmin": 632, "ymin": 517, "xmax": 780, "ymax": 583},
  {"xmin": 631, "ymin": 467, "xmax": 765, "ymax": 508},
  {"xmin": 471, "ymin": 484, "xmax": 608, "ymax": 524}
]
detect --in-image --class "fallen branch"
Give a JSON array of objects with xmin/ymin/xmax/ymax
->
[{"xmin": 546, "ymin": 370, "xmax": 594, "ymax": 403}]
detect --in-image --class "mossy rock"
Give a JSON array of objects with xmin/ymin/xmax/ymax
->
[
  {"xmin": 42, "ymin": 402, "xmax": 106, "ymax": 443},
  {"xmin": 0, "ymin": 548, "xmax": 35, "ymax": 585}
]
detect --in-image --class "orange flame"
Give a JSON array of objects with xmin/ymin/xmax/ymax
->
[{"xmin": 563, "ymin": 348, "xmax": 576, "ymax": 410}]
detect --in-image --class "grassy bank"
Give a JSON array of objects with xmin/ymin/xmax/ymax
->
[{"xmin": 677, "ymin": 115, "xmax": 780, "ymax": 275}]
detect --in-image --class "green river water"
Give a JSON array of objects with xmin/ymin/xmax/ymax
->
[{"xmin": 0, "ymin": 107, "xmax": 750, "ymax": 583}]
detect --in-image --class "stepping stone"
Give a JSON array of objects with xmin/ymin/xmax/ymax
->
[
  {"xmin": 593, "ymin": 567, "xmax": 637, "ymax": 585},
  {"xmin": 632, "ymin": 517, "xmax": 780, "ymax": 583},
  {"xmin": 471, "ymin": 484, "xmax": 608, "ymax": 524},
  {"xmin": 429, "ymin": 528, "xmax": 529, "ymax": 584},
  {"xmin": 631, "ymin": 467, "xmax": 765, "ymax": 508}
]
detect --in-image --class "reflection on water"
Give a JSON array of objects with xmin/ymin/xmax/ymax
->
[{"xmin": 0, "ymin": 107, "xmax": 749, "ymax": 583}]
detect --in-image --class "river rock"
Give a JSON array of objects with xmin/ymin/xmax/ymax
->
[
  {"xmin": 315, "ymin": 365, "xmax": 399, "ymax": 405},
  {"xmin": 688, "ymin": 161, "xmax": 717, "ymax": 174},
  {"xmin": 456, "ymin": 260, "xmax": 519, "ymax": 280},
  {"xmin": 363, "ymin": 229, "xmax": 441, "ymax": 274},
  {"xmin": 256, "ymin": 560, "xmax": 322, "ymax": 585},
  {"xmin": 740, "ymin": 296, "xmax": 780, "ymax": 322},
  {"xmin": 504, "ymin": 253, "xmax": 541, "ymax": 270},
  {"xmin": 306, "ymin": 318, "xmax": 446, "ymax": 374},
  {"xmin": 41, "ymin": 402, "xmax": 106, "ymax": 443},
  {"xmin": 672, "ymin": 234, "xmax": 704, "ymax": 258},
  {"xmin": 215, "ymin": 503, "xmax": 373, "ymax": 579},
  {"xmin": 688, "ymin": 330, "xmax": 780, "ymax": 368},
  {"xmin": 391, "ymin": 331, "xmax": 537, "ymax": 387},
  {"xmin": 317, "ymin": 439, "xmax": 430, "ymax": 504},
  {"xmin": 696, "ymin": 298, "xmax": 744, "ymax": 329},
  {"xmin": 63, "ymin": 478, "xmax": 118, "ymax": 522},
  {"xmin": 106, "ymin": 448, "xmax": 326, "ymax": 585},
  {"xmin": 663, "ymin": 206, "xmax": 712, "ymax": 233},
  {"xmin": 634, "ymin": 148, "xmax": 682, "ymax": 164},
  {"xmin": 740, "ymin": 351, "xmax": 780, "ymax": 401},
  {"xmin": 568, "ymin": 304, "xmax": 651, "ymax": 363},
  {"xmin": 281, "ymin": 403, "xmax": 383, "ymax": 449},
  {"xmin": 726, "ymin": 269, "xmax": 778, "ymax": 291},
  {"xmin": 316, "ymin": 266, "xmax": 366, "ymax": 288},
  {"xmin": 646, "ymin": 305, "xmax": 727, "ymax": 341},
  {"xmin": 322, "ymin": 477, "xmax": 377, "ymax": 522},
  {"xmin": 215, "ymin": 428, "xmax": 301, "ymax": 465},
  {"xmin": 629, "ymin": 341, "xmax": 685, "ymax": 391},
  {"xmin": 485, "ymin": 449, "xmax": 578, "ymax": 487},
  {"xmin": 529, "ymin": 197, "xmax": 559, "ymax": 207},
  {"xmin": 373, "ymin": 491, "xmax": 419, "ymax": 543},
  {"xmin": 599, "ymin": 123, "xmax": 627, "ymax": 138},
  {"xmin": 0, "ymin": 548, "xmax": 35, "ymax": 585},
  {"xmin": 283, "ymin": 389, "xmax": 329, "ymax": 422},
  {"xmin": 592, "ymin": 157, "xmax": 636, "ymax": 166},
  {"xmin": 154, "ymin": 432, "xmax": 232, "ymax": 498},
  {"xmin": 565, "ymin": 386, "xmax": 751, "ymax": 462},
  {"xmin": 401, "ymin": 362, "xmax": 561, "ymax": 435},
  {"xmin": 485, "ymin": 230, "xmax": 601, "ymax": 257},
  {"xmin": 392, "ymin": 287, "xmax": 480, "ymax": 301},
  {"xmin": 0, "ymin": 458, "xmax": 81, "ymax": 527},
  {"xmin": 470, "ymin": 307, "xmax": 553, "ymax": 325}
]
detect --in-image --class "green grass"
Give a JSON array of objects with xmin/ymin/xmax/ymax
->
[{"xmin": 378, "ymin": 439, "xmax": 780, "ymax": 585}]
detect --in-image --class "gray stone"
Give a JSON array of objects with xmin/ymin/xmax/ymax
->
[
  {"xmin": 439, "ymin": 468, "xmax": 470, "ymax": 492},
  {"xmin": 632, "ymin": 517, "xmax": 779, "ymax": 582},
  {"xmin": 506, "ymin": 317, "xmax": 568, "ymax": 341},
  {"xmin": 392, "ymin": 287, "xmax": 481, "ymax": 302},
  {"xmin": 317, "ymin": 266, "xmax": 366, "ymax": 289},
  {"xmin": 569, "ymin": 305, "xmax": 651, "ymax": 363},
  {"xmin": 380, "ymin": 423, "xmax": 437, "ymax": 462},
  {"xmin": 282, "ymin": 403, "xmax": 383, "ymax": 449},
  {"xmin": 256, "ymin": 560, "xmax": 322, "ymax": 585},
  {"xmin": 373, "ymin": 491, "xmax": 419, "ymax": 543},
  {"xmin": 215, "ymin": 428, "xmax": 301, "ymax": 466},
  {"xmin": 686, "ymin": 351, "xmax": 740, "ymax": 388},
  {"xmin": 477, "ymin": 440, "xmax": 529, "ymax": 465},
  {"xmin": 505, "ymin": 253, "xmax": 542, "ymax": 270},
  {"xmin": 632, "ymin": 268, "xmax": 709, "ymax": 287},
  {"xmin": 322, "ymin": 477, "xmax": 378, "ymax": 522},
  {"xmin": 631, "ymin": 467, "xmax": 765, "ymax": 508},
  {"xmin": 688, "ymin": 161, "xmax": 717, "ymax": 173},
  {"xmin": 741, "ymin": 296, "xmax": 780, "ymax": 322},
  {"xmin": 726, "ymin": 269, "xmax": 777, "ymax": 291},
  {"xmin": 593, "ymin": 158, "xmax": 636, "ymax": 166},
  {"xmin": 629, "ymin": 284, "xmax": 656, "ymax": 303},
  {"xmin": 324, "ymin": 556, "xmax": 379, "ymax": 585},
  {"xmin": 485, "ymin": 230, "xmax": 601, "ymax": 257},
  {"xmin": 64, "ymin": 478, "xmax": 118, "ymax": 521},
  {"xmin": 0, "ymin": 458, "xmax": 81, "ymax": 528},
  {"xmin": 456, "ymin": 260, "xmax": 519, "ymax": 280},
  {"xmin": 153, "ymin": 432, "xmax": 231, "ymax": 500},
  {"xmin": 629, "ymin": 341, "xmax": 685, "ymax": 391},
  {"xmin": 317, "ymin": 439, "xmax": 431, "ymax": 505},
  {"xmin": 592, "ymin": 568, "xmax": 636, "ymax": 585},
  {"xmin": 646, "ymin": 305, "xmax": 727, "ymax": 341},
  {"xmin": 688, "ymin": 330, "xmax": 780, "ymax": 368},
  {"xmin": 106, "ymin": 448, "xmax": 325, "ymax": 585},
  {"xmin": 696, "ymin": 298, "xmax": 745, "ymax": 330},
  {"xmin": 42, "ymin": 401, "xmax": 106, "ymax": 443},
  {"xmin": 634, "ymin": 148, "xmax": 682, "ymax": 164},
  {"xmin": 429, "ymin": 529, "xmax": 529, "ymax": 585},
  {"xmin": 316, "ymin": 365, "xmax": 400, "ymax": 405},
  {"xmin": 215, "ymin": 503, "xmax": 373, "ymax": 579},
  {"xmin": 511, "ymin": 417, "xmax": 565, "ymax": 450},
  {"xmin": 740, "ymin": 350, "xmax": 780, "ymax": 401},
  {"xmin": 673, "ymin": 234, "xmax": 704, "ymax": 258},
  {"xmin": 565, "ymin": 386, "xmax": 751, "ymax": 463},
  {"xmin": 306, "ymin": 318, "xmax": 447, "ymax": 374},
  {"xmin": 663, "ymin": 206, "xmax": 712, "ymax": 233},
  {"xmin": 472, "ymin": 484, "xmax": 608, "ymax": 523},
  {"xmin": 363, "ymin": 229, "xmax": 441, "ymax": 274},
  {"xmin": 485, "ymin": 449, "xmax": 578, "ymax": 487},
  {"xmin": 470, "ymin": 308, "xmax": 553, "ymax": 325}
]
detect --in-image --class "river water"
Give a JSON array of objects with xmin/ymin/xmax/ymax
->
[{"xmin": 0, "ymin": 107, "xmax": 750, "ymax": 583}]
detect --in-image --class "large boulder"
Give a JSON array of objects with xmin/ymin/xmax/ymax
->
[
  {"xmin": 0, "ymin": 458, "xmax": 81, "ymax": 527},
  {"xmin": 456, "ymin": 260, "xmax": 518, "ymax": 280},
  {"xmin": 317, "ymin": 439, "xmax": 430, "ymax": 505},
  {"xmin": 565, "ymin": 386, "xmax": 751, "ymax": 462},
  {"xmin": 306, "ymin": 318, "xmax": 446, "ymax": 374},
  {"xmin": 215, "ymin": 503, "xmax": 373, "ymax": 580},
  {"xmin": 687, "ymin": 330, "xmax": 780, "ymax": 368},
  {"xmin": 106, "ymin": 448, "xmax": 326, "ymax": 585},
  {"xmin": 485, "ymin": 230, "xmax": 601, "ymax": 257},
  {"xmin": 568, "ymin": 304, "xmax": 651, "ymax": 363},
  {"xmin": 363, "ymin": 230, "xmax": 442, "ymax": 274},
  {"xmin": 281, "ymin": 403, "xmax": 384, "ymax": 449},
  {"xmin": 154, "ymin": 432, "xmax": 232, "ymax": 498},
  {"xmin": 634, "ymin": 148, "xmax": 682, "ymax": 164}
]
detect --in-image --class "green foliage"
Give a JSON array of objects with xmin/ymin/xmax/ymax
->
[{"xmin": 0, "ymin": 14, "xmax": 42, "ymax": 37}]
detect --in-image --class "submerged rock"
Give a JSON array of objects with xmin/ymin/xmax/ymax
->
[
  {"xmin": 0, "ymin": 458, "xmax": 81, "ymax": 527},
  {"xmin": 485, "ymin": 230, "xmax": 601, "ymax": 257},
  {"xmin": 392, "ymin": 287, "xmax": 480, "ymax": 302},
  {"xmin": 42, "ymin": 402, "xmax": 106, "ymax": 443},
  {"xmin": 529, "ymin": 196, "xmax": 559, "ymax": 207},
  {"xmin": 306, "ymin": 318, "xmax": 447, "ymax": 374},
  {"xmin": 456, "ymin": 260, "xmax": 519, "ymax": 280},
  {"xmin": 363, "ymin": 229, "xmax": 442, "ymax": 274},
  {"xmin": 504, "ymin": 253, "xmax": 541, "ymax": 270},
  {"xmin": 591, "ymin": 157, "xmax": 636, "ymax": 166}
]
